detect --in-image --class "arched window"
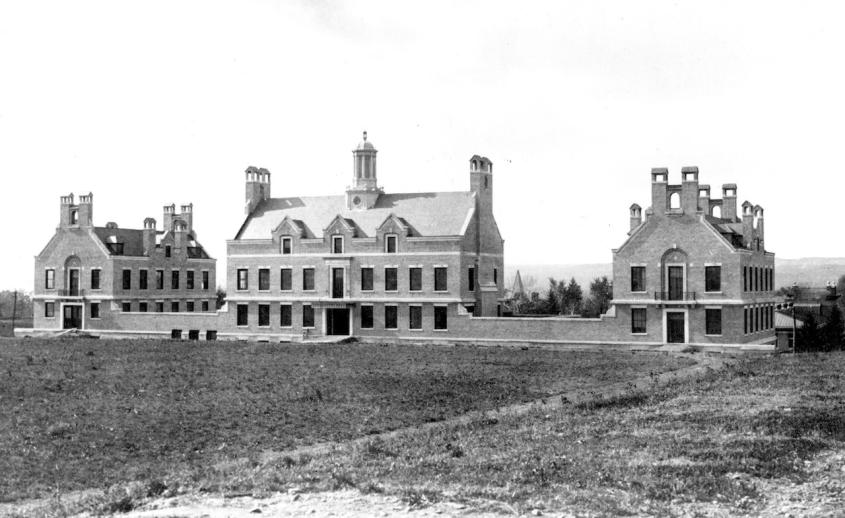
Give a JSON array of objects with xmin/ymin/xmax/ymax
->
[
  {"xmin": 711, "ymin": 205, "xmax": 721, "ymax": 218},
  {"xmin": 471, "ymin": 160, "xmax": 478, "ymax": 171},
  {"xmin": 669, "ymin": 192, "xmax": 681, "ymax": 209}
]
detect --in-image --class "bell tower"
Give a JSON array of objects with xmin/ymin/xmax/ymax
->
[{"xmin": 346, "ymin": 131, "xmax": 383, "ymax": 210}]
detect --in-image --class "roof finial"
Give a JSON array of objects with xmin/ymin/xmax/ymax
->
[{"xmin": 363, "ymin": 130, "xmax": 367, "ymax": 141}]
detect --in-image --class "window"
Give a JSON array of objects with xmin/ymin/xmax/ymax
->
[
  {"xmin": 280, "ymin": 268, "xmax": 292, "ymax": 291},
  {"xmin": 281, "ymin": 237, "xmax": 292, "ymax": 255},
  {"xmin": 494, "ymin": 268, "xmax": 498, "ymax": 286},
  {"xmin": 186, "ymin": 301, "xmax": 194, "ymax": 312},
  {"xmin": 237, "ymin": 269, "xmax": 248, "ymax": 290},
  {"xmin": 90, "ymin": 302, "xmax": 99, "ymax": 319},
  {"xmin": 409, "ymin": 306, "xmax": 422, "ymax": 330},
  {"xmin": 139, "ymin": 302, "xmax": 148, "ymax": 313},
  {"xmin": 332, "ymin": 235, "xmax": 343, "ymax": 254},
  {"xmin": 385, "ymin": 305, "xmax": 398, "ymax": 329},
  {"xmin": 237, "ymin": 304, "xmax": 248, "ymax": 326},
  {"xmin": 156, "ymin": 301, "xmax": 164, "ymax": 313},
  {"xmin": 631, "ymin": 308, "xmax": 647, "ymax": 334},
  {"xmin": 91, "ymin": 269, "xmax": 101, "ymax": 290},
  {"xmin": 409, "ymin": 268, "xmax": 422, "ymax": 291},
  {"xmin": 171, "ymin": 270, "xmax": 179, "ymax": 290},
  {"xmin": 744, "ymin": 307, "xmax": 749, "ymax": 334},
  {"xmin": 385, "ymin": 267, "xmax": 398, "ymax": 291},
  {"xmin": 122, "ymin": 301, "xmax": 131, "ymax": 312},
  {"xmin": 280, "ymin": 304, "xmax": 292, "ymax": 327},
  {"xmin": 171, "ymin": 301, "xmax": 179, "ymax": 313},
  {"xmin": 743, "ymin": 266, "xmax": 748, "ymax": 292},
  {"xmin": 434, "ymin": 267, "xmax": 447, "ymax": 292},
  {"xmin": 258, "ymin": 304, "xmax": 270, "ymax": 326},
  {"xmin": 165, "ymin": 245, "xmax": 171, "ymax": 258},
  {"xmin": 361, "ymin": 267, "xmax": 374, "ymax": 291},
  {"xmin": 468, "ymin": 267, "xmax": 476, "ymax": 292},
  {"xmin": 45, "ymin": 269, "xmax": 55, "ymax": 289},
  {"xmin": 45, "ymin": 301, "xmax": 55, "ymax": 317},
  {"xmin": 434, "ymin": 306, "xmax": 448, "ymax": 330},
  {"xmin": 360, "ymin": 305, "xmax": 374, "ymax": 329},
  {"xmin": 302, "ymin": 304, "xmax": 314, "ymax": 328},
  {"xmin": 139, "ymin": 269, "xmax": 148, "ymax": 290},
  {"xmin": 70, "ymin": 210, "xmax": 78, "ymax": 224},
  {"xmin": 303, "ymin": 268, "xmax": 315, "ymax": 290},
  {"xmin": 705, "ymin": 266, "xmax": 721, "ymax": 292},
  {"xmin": 122, "ymin": 269, "xmax": 131, "ymax": 290},
  {"xmin": 201, "ymin": 300, "xmax": 209, "ymax": 312},
  {"xmin": 202, "ymin": 271, "xmax": 210, "ymax": 290},
  {"xmin": 706, "ymin": 308, "xmax": 722, "ymax": 335},
  {"xmin": 630, "ymin": 266, "xmax": 646, "ymax": 292},
  {"xmin": 258, "ymin": 268, "xmax": 270, "ymax": 291},
  {"xmin": 187, "ymin": 270, "xmax": 195, "ymax": 290},
  {"xmin": 156, "ymin": 269, "xmax": 164, "ymax": 290},
  {"xmin": 385, "ymin": 235, "xmax": 397, "ymax": 253}
]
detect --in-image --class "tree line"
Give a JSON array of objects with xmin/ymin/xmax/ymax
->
[{"xmin": 511, "ymin": 276, "xmax": 612, "ymax": 318}]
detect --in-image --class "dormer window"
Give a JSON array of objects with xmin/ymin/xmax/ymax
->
[
  {"xmin": 385, "ymin": 234, "xmax": 397, "ymax": 254},
  {"xmin": 70, "ymin": 210, "xmax": 78, "ymax": 224},
  {"xmin": 332, "ymin": 235, "xmax": 343, "ymax": 254},
  {"xmin": 281, "ymin": 237, "xmax": 292, "ymax": 255},
  {"xmin": 165, "ymin": 245, "xmax": 171, "ymax": 257}
]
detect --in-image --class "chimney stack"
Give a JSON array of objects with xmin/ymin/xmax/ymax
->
[
  {"xmin": 680, "ymin": 166, "xmax": 699, "ymax": 213},
  {"xmin": 142, "ymin": 218, "xmax": 157, "ymax": 256},
  {"xmin": 163, "ymin": 204, "xmax": 176, "ymax": 231},
  {"xmin": 629, "ymin": 203, "xmax": 642, "ymax": 234},
  {"xmin": 754, "ymin": 205, "xmax": 764, "ymax": 250},
  {"xmin": 650, "ymin": 168, "xmax": 668, "ymax": 215},
  {"xmin": 698, "ymin": 184, "xmax": 711, "ymax": 216},
  {"xmin": 742, "ymin": 201, "xmax": 754, "ymax": 248},
  {"xmin": 722, "ymin": 184, "xmax": 737, "ymax": 221},
  {"xmin": 245, "ymin": 166, "xmax": 271, "ymax": 215}
]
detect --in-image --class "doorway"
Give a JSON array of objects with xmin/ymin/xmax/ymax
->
[
  {"xmin": 326, "ymin": 308, "xmax": 350, "ymax": 335},
  {"xmin": 63, "ymin": 304, "xmax": 82, "ymax": 329},
  {"xmin": 666, "ymin": 312, "xmax": 685, "ymax": 343}
]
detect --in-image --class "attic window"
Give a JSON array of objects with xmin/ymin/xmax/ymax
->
[
  {"xmin": 332, "ymin": 235, "xmax": 343, "ymax": 254},
  {"xmin": 385, "ymin": 235, "xmax": 397, "ymax": 254},
  {"xmin": 281, "ymin": 237, "xmax": 292, "ymax": 255},
  {"xmin": 106, "ymin": 242, "xmax": 124, "ymax": 255},
  {"xmin": 165, "ymin": 245, "xmax": 172, "ymax": 257}
]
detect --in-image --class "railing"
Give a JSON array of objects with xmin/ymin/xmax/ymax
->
[
  {"xmin": 654, "ymin": 291, "xmax": 696, "ymax": 302},
  {"xmin": 58, "ymin": 289, "xmax": 86, "ymax": 297}
]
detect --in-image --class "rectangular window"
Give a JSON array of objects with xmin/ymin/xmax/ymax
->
[
  {"xmin": 90, "ymin": 302, "xmax": 99, "ymax": 319},
  {"xmin": 332, "ymin": 235, "xmax": 343, "ymax": 254},
  {"xmin": 165, "ymin": 245, "xmax": 171, "ymax": 257},
  {"xmin": 91, "ymin": 269, "xmax": 101, "ymax": 290},
  {"xmin": 302, "ymin": 304, "xmax": 314, "ymax": 328},
  {"xmin": 201, "ymin": 300, "xmax": 209, "ymax": 312},
  {"xmin": 237, "ymin": 304, "xmax": 248, "ymax": 326},
  {"xmin": 258, "ymin": 268, "xmax": 270, "ymax": 291},
  {"xmin": 385, "ymin": 305, "xmax": 398, "ymax": 329},
  {"xmin": 706, "ymin": 308, "xmax": 722, "ymax": 335},
  {"xmin": 139, "ymin": 269, "xmax": 148, "ymax": 290},
  {"xmin": 186, "ymin": 301, "xmax": 194, "ymax": 312},
  {"xmin": 743, "ymin": 267, "xmax": 748, "ymax": 292},
  {"xmin": 360, "ymin": 305, "xmax": 374, "ymax": 329},
  {"xmin": 434, "ymin": 306, "xmax": 448, "ymax": 330},
  {"xmin": 468, "ymin": 267, "xmax": 475, "ymax": 292},
  {"xmin": 171, "ymin": 301, "xmax": 179, "ymax": 313},
  {"xmin": 744, "ymin": 307, "xmax": 748, "ymax": 334},
  {"xmin": 385, "ymin": 235, "xmax": 397, "ymax": 253},
  {"xmin": 280, "ymin": 268, "xmax": 292, "ymax": 291},
  {"xmin": 156, "ymin": 269, "xmax": 164, "ymax": 290},
  {"xmin": 281, "ymin": 237, "xmax": 292, "ymax": 255},
  {"xmin": 705, "ymin": 266, "xmax": 721, "ymax": 292},
  {"xmin": 434, "ymin": 267, "xmax": 447, "ymax": 292},
  {"xmin": 237, "ymin": 269, "xmax": 248, "ymax": 290},
  {"xmin": 202, "ymin": 271, "xmax": 210, "ymax": 290},
  {"xmin": 361, "ymin": 267, "xmax": 374, "ymax": 291},
  {"xmin": 156, "ymin": 301, "xmax": 164, "ymax": 313},
  {"xmin": 303, "ymin": 268, "xmax": 315, "ymax": 290},
  {"xmin": 122, "ymin": 269, "xmax": 131, "ymax": 290},
  {"xmin": 631, "ymin": 308, "xmax": 647, "ymax": 334},
  {"xmin": 409, "ymin": 268, "xmax": 422, "ymax": 291},
  {"xmin": 45, "ymin": 269, "xmax": 55, "ymax": 289},
  {"xmin": 385, "ymin": 267, "xmax": 398, "ymax": 291},
  {"xmin": 122, "ymin": 301, "xmax": 131, "ymax": 312},
  {"xmin": 45, "ymin": 301, "xmax": 55, "ymax": 317},
  {"xmin": 258, "ymin": 304, "xmax": 270, "ymax": 326},
  {"xmin": 171, "ymin": 270, "xmax": 180, "ymax": 290},
  {"xmin": 630, "ymin": 266, "xmax": 646, "ymax": 292},
  {"xmin": 409, "ymin": 306, "xmax": 422, "ymax": 330},
  {"xmin": 187, "ymin": 270, "xmax": 195, "ymax": 290},
  {"xmin": 280, "ymin": 304, "xmax": 292, "ymax": 327},
  {"xmin": 494, "ymin": 268, "xmax": 498, "ymax": 286}
]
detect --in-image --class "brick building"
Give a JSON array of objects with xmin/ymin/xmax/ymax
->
[
  {"xmin": 225, "ymin": 132, "xmax": 504, "ymax": 338},
  {"xmin": 32, "ymin": 194, "xmax": 217, "ymax": 332},
  {"xmin": 611, "ymin": 167, "xmax": 776, "ymax": 345}
]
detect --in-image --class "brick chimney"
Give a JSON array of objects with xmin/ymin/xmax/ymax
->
[
  {"xmin": 698, "ymin": 184, "xmax": 711, "ymax": 216},
  {"xmin": 722, "ymin": 184, "xmax": 737, "ymax": 221},
  {"xmin": 680, "ymin": 166, "xmax": 699, "ymax": 213},
  {"xmin": 742, "ymin": 201, "xmax": 754, "ymax": 248},
  {"xmin": 651, "ymin": 168, "xmax": 668, "ymax": 214},
  {"xmin": 142, "ymin": 218, "xmax": 157, "ymax": 256},
  {"xmin": 629, "ymin": 203, "xmax": 642, "ymax": 234}
]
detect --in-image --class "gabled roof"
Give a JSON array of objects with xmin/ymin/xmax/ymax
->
[
  {"xmin": 92, "ymin": 227, "xmax": 211, "ymax": 258},
  {"xmin": 235, "ymin": 191, "xmax": 476, "ymax": 240}
]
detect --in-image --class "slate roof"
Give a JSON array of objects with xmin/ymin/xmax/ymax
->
[
  {"xmin": 93, "ymin": 227, "xmax": 210, "ymax": 258},
  {"xmin": 235, "ymin": 192, "xmax": 476, "ymax": 240},
  {"xmin": 704, "ymin": 216, "xmax": 746, "ymax": 249}
]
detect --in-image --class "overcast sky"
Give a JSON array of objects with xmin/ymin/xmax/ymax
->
[{"xmin": 1, "ymin": 1, "xmax": 843, "ymax": 291}]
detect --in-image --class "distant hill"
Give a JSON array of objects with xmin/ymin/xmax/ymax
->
[{"xmin": 507, "ymin": 258, "xmax": 845, "ymax": 295}]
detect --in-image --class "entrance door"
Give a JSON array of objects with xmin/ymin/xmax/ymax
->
[
  {"xmin": 666, "ymin": 312, "xmax": 685, "ymax": 343},
  {"xmin": 331, "ymin": 268, "xmax": 344, "ymax": 299},
  {"xmin": 68, "ymin": 269, "xmax": 80, "ymax": 296},
  {"xmin": 667, "ymin": 266, "xmax": 684, "ymax": 300},
  {"xmin": 326, "ymin": 308, "xmax": 350, "ymax": 335},
  {"xmin": 63, "ymin": 305, "xmax": 82, "ymax": 329}
]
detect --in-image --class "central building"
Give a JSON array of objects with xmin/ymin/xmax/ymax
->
[{"xmin": 225, "ymin": 132, "xmax": 504, "ymax": 338}]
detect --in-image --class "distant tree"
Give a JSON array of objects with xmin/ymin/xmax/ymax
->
[
  {"xmin": 544, "ymin": 277, "xmax": 561, "ymax": 315},
  {"xmin": 796, "ymin": 313, "xmax": 821, "ymax": 353},
  {"xmin": 824, "ymin": 305, "xmax": 844, "ymax": 351},
  {"xmin": 215, "ymin": 287, "xmax": 227, "ymax": 310},
  {"xmin": 837, "ymin": 274, "xmax": 845, "ymax": 313},
  {"xmin": 562, "ymin": 277, "xmax": 583, "ymax": 316},
  {"xmin": 0, "ymin": 291, "xmax": 33, "ymax": 320},
  {"xmin": 587, "ymin": 276, "xmax": 612, "ymax": 316}
]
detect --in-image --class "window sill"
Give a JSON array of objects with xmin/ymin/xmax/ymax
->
[
  {"xmin": 236, "ymin": 325, "xmax": 249, "ymax": 328},
  {"xmin": 631, "ymin": 332, "xmax": 648, "ymax": 336},
  {"xmin": 434, "ymin": 328, "xmax": 449, "ymax": 332},
  {"xmin": 360, "ymin": 326, "xmax": 374, "ymax": 330},
  {"xmin": 704, "ymin": 334, "xmax": 723, "ymax": 337},
  {"xmin": 385, "ymin": 327, "xmax": 398, "ymax": 331},
  {"xmin": 433, "ymin": 290, "xmax": 449, "ymax": 293},
  {"xmin": 302, "ymin": 326, "xmax": 316, "ymax": 330},
  {"xmin": 630, "ymin": 290, "xmax": 647, "ymax": 294},
  {"xmin": 704, "ymin": 291, "xmax": 723, "ymax": 295},
  {"xmin": 409, "ymin": 328, "xmax": 423, "ymax": 332}
]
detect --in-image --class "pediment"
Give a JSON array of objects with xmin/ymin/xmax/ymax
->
[
  {"xmin": 377, "ymin": 213, "xmax": 410, "ymax": 236},
  {"xmin": 324, "ymin": 214, "xmax": 357, "ymax": 237},
  {"xmin": 273, "ymin": 216, "xmax": 303, "ymax": 238}
]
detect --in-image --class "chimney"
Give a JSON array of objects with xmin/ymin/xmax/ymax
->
[
  {"xmin": 754, "ymin": 205, "xmax": 764, "ymax": 250},
  {"xmin": 142, "ymin": 218, "xmax": 157, "ymax": 256},
  {"xmin": 245, "ymin": 166, "xmax": 271, "ymax": 215},
  {"xmin": 629, "ymin": 203, "xmax": 642, "ymax": 234},
  {"xmin": 77, "ymin": 192, "xmax": 94, "ymax": 227},
  {"xmin": 59, "ymin": 193, "xmax": 75, "ymax": 227},
  {"xmin": 698, "ymin": 184, "xmax": 711, "ymax": 216},
  {"xmin": 469, "ymin": 155, "xmax": 494, "ymax": 215},
  {"xmin": 180, "ymin": 203, "xmax": 193, "ymax": 234},
  {"xmin": 742, "ymin": 201, "xmax": 754, "ymax": 248},
  {"xmin": 163, "ymin": 204, "xmax": 176, "ymax": 231},
  {"xmin": 174, "ymin": 219, "xmax": 187, "ymax": 251},
  {"xmin": 680, "ymin": 166, "xmax": 699, "ymax": 213},
  {"xmin": 722, "ymin": 184, "xmax": 737, "ymax": 221},
  {"xmin": 651, "ymin": 168, "xmax": 668, "ymax": 214}
]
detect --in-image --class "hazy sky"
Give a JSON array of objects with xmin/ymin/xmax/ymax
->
[{"xmin": 1, "ymin": 1, "xmax": 843, "ymax": 291}]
